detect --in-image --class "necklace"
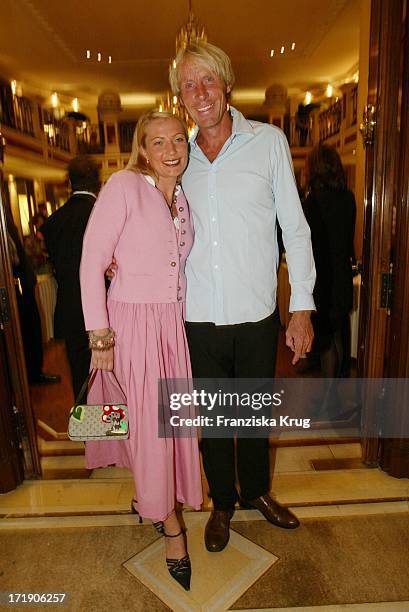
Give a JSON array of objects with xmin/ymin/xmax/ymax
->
[{"xmin": 166, "ymin": 184, "xmax": 179, "ymax": 220}]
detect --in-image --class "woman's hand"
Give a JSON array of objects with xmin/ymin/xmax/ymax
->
[
  {"xmin": 92, "ymin": 347, "xmax": 114, "ymax": 371},
  {"xmin": 89, "ymin": 328, "xmax": 114, "ymax": 371}
]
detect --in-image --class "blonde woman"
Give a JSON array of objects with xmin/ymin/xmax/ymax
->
[{"xmin": 80, "ymin": 110, "xmax": 202, "ymax": 590}]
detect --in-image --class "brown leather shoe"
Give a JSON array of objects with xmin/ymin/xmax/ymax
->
[
  {"xmin": 205, "ymin": 510, "xmax": 234, "ymax": 552},
  {"xmin": 243, "ymin": 494, "xmax": 300, "ymax": 529}
]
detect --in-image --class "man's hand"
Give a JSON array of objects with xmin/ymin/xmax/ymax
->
[
  {"xmin": 105, "ymin": 257, "xmax": 117, "ymax": 281},
  {"xmin": 286, "ymin": 310, "xmax": 314, "ymax": 365}
]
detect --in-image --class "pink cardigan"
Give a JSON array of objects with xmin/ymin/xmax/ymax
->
[{"xmin": 80, "ymin": 170, "xmax": 194, "ymax": 331}]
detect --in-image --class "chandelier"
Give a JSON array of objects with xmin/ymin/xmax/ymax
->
[{"xmin": 158, "ymin": 0, "xmax": 207, "ymax": 134}]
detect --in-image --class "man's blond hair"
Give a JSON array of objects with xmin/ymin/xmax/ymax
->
[{"xmin": 169, "ymin": 41, "xmax": 235, "ymax": 95}]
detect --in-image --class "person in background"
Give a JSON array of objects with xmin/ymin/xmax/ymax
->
[
  {"xmin": 41, "ymin": 156, "xmax": 100, "ymax": 402},
  {"xmin": 80, "ymin": 111, "xmax": 202, "ymax": 591},
  {"xmin": 24, "ymin": 213, "xmax": 52, "ymax": 275},
  {"xmin": 37, "ymin": 202, "xmax": 49, "ymax": 219},
  {"xmin": 304, "ymin": 144, "xmax": 356, "ymax": 378},
  {"xmin": 5, "ymin": 207, "xmax": 59, "ymax": 385}
]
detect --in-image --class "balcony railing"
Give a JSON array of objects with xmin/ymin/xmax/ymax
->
[
  {"xmin": 76, "ymin": 123, "xmax": 105, "ymax": 154},
  {"xmin": 0, "ymin": 82, "xmax": 34, "ymax": 136},
  {"xmin": 119, "ymin": 121, "xmax": 137, "ymax": 153},
  {"xmin": 319, "ymin": 100, "xmax": 342, "ymax": 142},
  {"xmin": 41, "ymin": 109, "xmax": 70, "ymax": 152}
]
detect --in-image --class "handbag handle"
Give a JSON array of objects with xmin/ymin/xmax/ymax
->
[
  {"xmin": 74, "ymin": 369, "xmax": 98, "ymax": 406},
  {"xmin": 74, "ymin": 368, "xmax": 126, "ymax": 406}
]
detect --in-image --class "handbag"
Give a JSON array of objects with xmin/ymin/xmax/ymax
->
[{"xmin": 68, "ymin": 369, "xmax": 129, "ymax": 441}]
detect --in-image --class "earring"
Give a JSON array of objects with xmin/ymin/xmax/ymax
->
[{"xmin": 146, "ymin": 158, "xmax": 150, "ymax": 164}]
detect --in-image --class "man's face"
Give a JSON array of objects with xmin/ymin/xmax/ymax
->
[{"xmin": 178, "ymin": 57, "xmax": 230, "ymax": 130}]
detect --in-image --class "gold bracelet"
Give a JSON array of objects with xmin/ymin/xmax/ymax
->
[{"xmin": 88, "ymin": 329, "xmax": 115, "ymax": 351}]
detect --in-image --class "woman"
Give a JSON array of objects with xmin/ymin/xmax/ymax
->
[
  {"xmin": 304, "ymin": 144, "xmax": 356, "ymax": 378},
  {"xmin": 80, "ymin": 110, "xmax": 202, "ymax": 590}
]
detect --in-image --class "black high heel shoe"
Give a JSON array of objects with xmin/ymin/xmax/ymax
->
[
  {"xmin": 164, "ymin": 530, "xmax": 191, "ymax": 591},
  {"xmin": 152, "ymin": 522, "xmax": 191, "ymax": 591},
  {"xmin": 152, "ymin": 520, "xmax": 165, "ymax": 534},
  {"xmin": 130, "ymin": 498, "xmax": 143, "ymax": 524}
]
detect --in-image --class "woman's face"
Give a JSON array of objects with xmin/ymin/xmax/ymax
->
[{"xmin": 141, "ymin": 118, "xmax": 188, "ymax": 181}]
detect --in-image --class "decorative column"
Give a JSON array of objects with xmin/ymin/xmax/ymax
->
[
  {"xmin": 97, "ymin": 91, "xmax": 123, "ymax": 180},
  {"xmin": 263, "ymin": 84, "xmax": 288, "ymax": 130}
]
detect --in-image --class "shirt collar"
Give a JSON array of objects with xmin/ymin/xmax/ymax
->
[
  {"xmin": 72, "ymin": 190, "xmax": 97, "ymax": 199},
  {"xmin": 142, "ymin": 173, "xmax": 181, "ymax": 196},
  {"xmin": 189, "ymin": 106, "xmax": 255, "ymax": 148}
]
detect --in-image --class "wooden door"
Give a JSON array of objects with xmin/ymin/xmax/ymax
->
[
  {"xmin": 359, "ymin": 0, "xmax": 409, "ymax": 476},
  {"xmin": 0, "ymin": 130, "xmax": 40, "ymax": 486},
  {"xmin": 0, "ymin": 323, "xmax": 24, "ymax": 492}
]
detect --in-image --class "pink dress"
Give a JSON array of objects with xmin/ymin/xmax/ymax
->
[{"xmin": 80, "ymin": 171, "xmax": 202, "ymax": 520}]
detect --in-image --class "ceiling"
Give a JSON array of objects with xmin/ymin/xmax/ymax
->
[{"xmin": 0, "ymin": 0, "xmax": 360, "ymax": 112}]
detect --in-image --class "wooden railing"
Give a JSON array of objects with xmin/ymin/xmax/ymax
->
[
  {"xmin": 41, "ymin": 109, "xmax": 70, "ymax": 152},
  {"xmin": 319, "ymin": 100, "xmax": 342, "ymax": 142},
  {"xmin": 0, "ymin": 82, "xmax": 34, "ymax": 136},
  {"xmin": 76, "ymin": 123, "xmax": 104, "ymax": 154},
  {"xmin": 119, "ymin": 121, "xmax": 137, "ymax": 153}
]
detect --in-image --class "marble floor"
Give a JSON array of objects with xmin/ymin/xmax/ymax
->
[
  {"xmin": 1, "ymin": 443, "xmax": 409, "ymax": 517},
  {"xmin": 1, "ymin": 442, "xmax": 408, "ymax": 611}
]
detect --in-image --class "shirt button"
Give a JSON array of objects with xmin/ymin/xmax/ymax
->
[
  {"xmin": 178, "ymin": 207, "xmax": 184, "ymax": 212},
  {"xmin": 181, "ymin": 218, "xmax": 185, "ymax": 223},
  {"xmin": 210, "ymin": 195, "xmax": 214, "ymax": 199},
  {"xmin": 177, "ymin": 296, "xmax": 182, "ymax": 301},
  {"xmin": 178, "ymin": 286, "xmax": 181, "ymax": 290},
  {"xmin": 170, "ymin": 261, "xmax": 176, "ymax": 267},
  {"xmin": 213, "ymin": 241, "xmax": 218, "ymax": 246},
  {"xmin": 181, "ymin": 229, "xmax": 186, "ymax": 235},
  {"xmin": 214, "ymin": 264, "xmax": 219, "ymax": 269},
  {"xmin": 180, "ymin": 241, "xmax": 185, "ymax": 246},
  {"xmin": 212, "ymin": 217, "xmax": 216, "ymax": 222}
]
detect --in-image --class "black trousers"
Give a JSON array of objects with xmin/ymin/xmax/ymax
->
[
  {"xmin": 64, "ymin": 331, "xmax": 91, "ymax": 403},
  {"xmin": 16, "ymin": 287, "xmax": 43, "ymax": 383},
  {"xmin": 185, "ymin": 310, "xmax": 280, "ymax": 510}
]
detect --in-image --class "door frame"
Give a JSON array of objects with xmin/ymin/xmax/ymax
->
[{"xmin": 359, "ymin": 0, "xmax": 409, "ymax": 475}]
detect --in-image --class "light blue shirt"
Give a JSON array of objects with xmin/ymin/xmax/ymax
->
[{"xmin": 182, "ymin": 107, "xmax": 316, "ymax": 325}]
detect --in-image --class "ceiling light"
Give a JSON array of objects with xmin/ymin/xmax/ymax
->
[
  {"xmin": 108, "ymin": 56, "xmax": 112, "ymax": 63},
  {"xmin": 72, "ymin": 98, "xmax": 79, "ymax": 112},
  {"xmin": 305, "ymin": 91, "xmax": 312, "ymax": 105},
  {"xmin": 86, "ymin": 50, "xmax": 91, "ymax": 59},
  {"xmin": 280, "ymin": 46, "xmax": 285, "ymax": 54},
  {"xmin": 50, "ymin": 92, "xmax": 59, "ymax": 108},
  {"xmin": 270, "ymin": 49, "xmax": 274, "ymax": 57},
  {"xmin": 326, "ymin": 84, "xmax": 333, "ymax": 98},
  {"xmin": 97, "ymin": 52, "xmax": 101, "ymax": 62},
  {"xmin": 291, "ymin": 42, "xmax": 296, "ymax": 51},
  {"xmin": 11, "ymin": 80, "xmax": 17, "ymax": 95},
  {"xmin": 120, "ymin": 93, "xmax": 157, "ymax": 107}
]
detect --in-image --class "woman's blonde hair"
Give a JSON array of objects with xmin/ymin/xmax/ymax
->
[
  {"xmin": 126, "ymin": 110, "xmax": 188, "ymax": 178},
  {"xmin": 169, "ymin": 41, "xmax": 235, "ymax": 95}
]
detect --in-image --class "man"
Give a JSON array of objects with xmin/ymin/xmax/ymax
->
[
  {"xmin": 42, "ymin": 156, "xmax": 100, "ymax": 401},
  {"xmin": 169, "ymin": 42, "xmax": 316, "ymax": 552}
]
